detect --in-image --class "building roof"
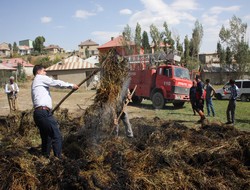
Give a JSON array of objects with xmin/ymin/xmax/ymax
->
[
  {"xmin": 44, "ymin": 45, "xmax": 61, "ymax": 50},
  {"xmin": 2, "ymin": 58, "xmax": 33, "ymax": 67},
  {"xmin": 79, "ymin": 39, "xmax": 99, "ymax": 46},
  {"xmin": 98, "ymin": 35, "xmax": 135, "ymax": 49},
  {"xmin": 46, "ymin": 55, "xmax": 97, "ymax": 71},
  {"xmin": 0, "ymin": 42, "xmax": 10, "ymax": 51},
  {"xmin": 84, "ymin": 56, "xmax": 99, "ymax": 65},
  {"xmin": 0, "ymin": 63, "xmax": 16, "ymax": 70}
]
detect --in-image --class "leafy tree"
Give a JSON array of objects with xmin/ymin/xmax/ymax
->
[
  {"xmin": 13, "ymin": 42, "xmax": 18, "ymax": 54},
  {"xmin": 34, "ymin": 56, "xmax": 52, "ymax": 68},
  {"xmin": 134, "ymin": 23, "xmax": 142, "ymax": 54},
  {"xmin": 33, "ymin": 36, "xmax": 46, "ymax": 54},
  {"xmin": 225, "ymin": 47, "xmax": 233, "ymax": 65},
  {"xmin": 85, "ymin": 47, "xmax": 90, "ymax": 58},
  {"xmin": 150, "ymin": 24, "xmax": 161, "ymax": 52},
  {"xmin": 161, "ymin": 21, "xmax": 174, "ymax": 50},
  {"xmin": 190, "ymin": 20, "xmax": 203, "ymax": 59},
  {"xmin": 217, "ymin": 41, "xmax": 226, "ymax": 64},
  {"xmin": 122, "ymin": 24, "xmax": 133, "ymax": 55},
  {"xmin": 184, "ymin": 35, "xmax": 190, "ymax": 63},
  {"xmin": 142, "ymin": 31, "xmax": 151, "ymax": 54},
  {"xmin": 176, "ymin": 36, "xmax": 183, "ymax": 53},
  {"xmin": 219, "ymin": 15, "xmax": 249, "ymax": 77}
]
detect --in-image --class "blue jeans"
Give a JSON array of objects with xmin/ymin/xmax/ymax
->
[
  {"xmin": 206, "ymin": 97, "xmax": 215, "ymax": 116},
  {"xmin": 33, "ymin": 109, "xmax": 62, "ymax": 158}
]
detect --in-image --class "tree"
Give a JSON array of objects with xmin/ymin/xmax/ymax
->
[
  {"xmin": 142, "ymin": 31, "xmax": 151, "ymax": 54},
  {"xmin": 176, "ymin": 36, "xmax": 183, "ymax": 53},
  {"xmin": 219, "ymin": 15, "xmax": 249, "ymax": 77},
  {"xmin": 225, "ymin": 47, "xmax": 233, "ymax": 65},
  {"xmin": 13, "ymin": 42, "xmax": 18, "ymax": 55},
  {"xmin": 184, "ymin": 35, "xmax": 190, "ymax": 63},
  {"xmin": 134, "ymin": 23, "xmax": 142, "ymax": 54},
  {"xmin": 190, "ymin": 20, "xmax": 203, "ymax": 59},
  {"xmin": 150, "ymin": 24, "xmax": 161, "ymax": 52},
  {"xmin": 217, "ymin": 41, "xmax": 226, "ymax": 64},
  {"xmin": 33, "ymin": 36, "xmax": 46, "ymax": 54},
  {"xmin": 122, "ymin": 24, "xmax": 133, "ymax": 55},
  {"xmin": 161, "ymin": 21, "xmax": 174, "ymax": 50}
]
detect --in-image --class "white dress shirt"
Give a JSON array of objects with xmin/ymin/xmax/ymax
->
[
  {"xmin": 5, "ymin": 83, "xmax": 19, "ymax": 94},
  {"xmin": 31, "ymin": 74, "xmax": 74, "ymax": 109}
]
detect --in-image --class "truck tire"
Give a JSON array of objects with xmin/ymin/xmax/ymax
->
[
  {"xmin": 132, "ymin": 95, "xmax": 143, "ymax": 104},
  {"xmin": 173, "ymin": 102, "xmax": 185, "ymax": 108},
  {"xmin": 152, "ymin": 92, "xmax": 165, "ymax": 109},
  {"xmin": 241, "ymin": 94, "xmax": 248, "ymax": 102}
]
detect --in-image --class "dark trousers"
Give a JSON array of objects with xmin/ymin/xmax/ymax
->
[
  {"xmin": 227, "ymin": 100, "xmax": 236, "ymax": 123},
  {"xmin": 33, "ymin": 109, "xmax": 62, "ymax": 158}
]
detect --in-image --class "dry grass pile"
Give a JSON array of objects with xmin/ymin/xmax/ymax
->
[
  {"xmin": 0, "ymin": 111, "xmax": 250, "ymax": 189},
  {"xmin": 83, "ymin": 48, "xmax": 130, "ymax": 141},
  {"xmin": 0, "ymin": 113, "xmax": 250, "ymax": 189}
]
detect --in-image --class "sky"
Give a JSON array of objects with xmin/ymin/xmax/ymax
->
[{"xmin": 1, "ymin": 0, "xmax": 250, "ymax": 53}]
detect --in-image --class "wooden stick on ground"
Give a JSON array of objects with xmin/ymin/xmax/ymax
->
[{"xmin": 51, "ymin": 68, "xmax": 100, "ymax": 114}]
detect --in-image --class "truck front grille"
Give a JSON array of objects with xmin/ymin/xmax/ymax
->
[{"xmin": 171, "ymin": 86, "xmax": 189, "ymax": 95}]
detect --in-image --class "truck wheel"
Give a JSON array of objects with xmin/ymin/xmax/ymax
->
[
  {"xmin": 215, "ymin": 93, "xmax": 222, "ymax": 100},
  {"xmin": 173, "ymin": 102, "xmax": 185, "ymax": 108},
  {"xmin": 241, "ymin": 94, "xmax": 248, "ymax": 102},
  {"xmin": 152, "ymin": 92, "xmax": 165, "ymax": 109},
  {"xmin": 132, "ymin": 95, "xmax": 143, "ymax": 104}
]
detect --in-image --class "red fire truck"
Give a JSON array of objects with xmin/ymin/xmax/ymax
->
[{"xmin": 126, "ymin": 51, "xmax": 192, "ymax": 109}]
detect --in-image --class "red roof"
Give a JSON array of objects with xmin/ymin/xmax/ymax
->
[
  {"xmin": 98, "ymin": 35, "xmax": 135, "ymax": 49},
  {"xmin": 2, "ymin": 58, "xmax": 33, "ymax": 68},
  {"xmin": 0, "ymin": 63, "xmax": 16, "ymax": 70}
]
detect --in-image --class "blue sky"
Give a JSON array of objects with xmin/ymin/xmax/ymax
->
[{"xmin": 1, "ymin": 0, "xmax": 250, "ymax": 53}]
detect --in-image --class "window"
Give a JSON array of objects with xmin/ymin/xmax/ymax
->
[
  {"xmin": 243, "ymin": 81, "xmax": 250, "ymax": 88},
  {"xmin": 235, "ymin": 82, "xmax": 241, "ymax": 88},
  {"xmin": 173, "ymin": 68, "xmax": 190, "ymax": 79}
]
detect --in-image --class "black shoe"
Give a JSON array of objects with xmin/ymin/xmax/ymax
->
[{"xmin": 225, "ymin": 121, "xmax": 232, "ymax": 124}]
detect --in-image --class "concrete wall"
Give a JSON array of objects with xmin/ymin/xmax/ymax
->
[{"xmin": 201, "ymin": 72, "xmax": 250, "ymax": 85}]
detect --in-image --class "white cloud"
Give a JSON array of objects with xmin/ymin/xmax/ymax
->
[
  {"xmin": 41, "ymin": 16, "xmax": 52, "ymax": 23},
  {"xmin": 209, "ymin": 6, "xmax": 240, "ymax": 15},
  {"xmin": 95, "ymin": 4, "xmax": 104, "ymax": 12},
  {"xmin": 55, "ymin": 25, "xmax": 65, "ymax": 29},
  {"xmin": 202, "ymin": 14, "xmax": 218, "ymax": 26},
  {"xmin": 171, "ymin": 0, "xmax": 199, "ymax": 10},
  {"xmin": 120, "ymin": 9, "xmax": 132, "ymax": 15},
  {"xmin": 91, "ymin": 31, "xmax": 120, "ymax": 44},
  {"xmin": 74, "ymin": 10, "xmax": 95, "ymax": 19}
]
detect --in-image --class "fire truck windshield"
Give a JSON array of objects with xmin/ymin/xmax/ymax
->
[{"xmin": 174, "ymin": 67, "xmax": 190, "ymax": 80}]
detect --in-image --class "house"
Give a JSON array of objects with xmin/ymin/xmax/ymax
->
[
  {"xmin": 98, "ymin": 36, "xmax": 139, "ymax": 56},
  {"xmin": 199, "ymin": 53, "xmax": 220, "ymax": 64},
  {"xmin": 84, "ymin": 55, "xmax": 99, "ymax": 67},
  {"xmin": 19, "ymin": 39, "xmax": 33, "ymax": 48},
  {"xmin": 0, "ymin": 42, "xmax": 11, "ymax": 57},
  {"xmin": 78, "ymin": 39, "xmax": 99, "ymax": 59},
  {"xmin": 1, "ymin": 58, "xmax": 34, "ymax": 76},
  {"xmin": 18, "ymin": 45, "xmax": 32, "ymax": 55},
  {"xmin": 44, "ymin": 45, "xmax": 63, "ymax": 54},
  {"xmin": 0, "ymin": 63, "xmax": 17, "ymax": 86},
  {"xmin": 46, "ymin": 55, "xmax": 98, "ymax": 89}
]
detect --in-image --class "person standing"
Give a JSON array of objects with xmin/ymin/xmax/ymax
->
[
  {"xmin": 114, "ymin": 89, "xmax": 134, "ymax": 138},
  {"xmin": 5, "ymin": 76, "xmax": 19, "ymax": 111},
  {"xmin": 189, "ymin": 80, "xmax": 197, "ymax": 115},
  {"xmin": 194, "ymin": 75, "xmax": 206, "ymax": 122},
  {"xmin": 226, "ymin": 79, "xmax": 238, "ymax": 125},
  {"xmin": 204, "ymin": 79, "xmax": 216, "ymax": 117},
  {"xmin": 31, "ymin": 65, "xmax": 79, "ymax": 158}
]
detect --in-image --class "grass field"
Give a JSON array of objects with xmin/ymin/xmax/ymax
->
[{"xmin": 132, "ymin": 99, "xmax": 250, "ymax": 132}]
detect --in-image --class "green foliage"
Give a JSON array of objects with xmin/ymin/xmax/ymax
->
[
  {"xmin": 33, "ymin": 36, "xmax": 46, "ymax": 54},
  {"xmin": 190, "ymin": 20, "xmax": 203, "ymax": 58},
  {"xmin": 34, "ymin": 56, "xmax": 52, "ymax": 68},
  {"xmin": 122, "ymin": 24, "xmax": 133, "ymax": 55},
  {"xmin": 161, "ymin": 21, "xmax": 174, "ymax": 50},
  {"xmin": 150, "ymin": 24, "xmax": 161, "ymax": 52},
  {"xmin": 135, "ymin": 23, "xmax": 142, "ymax": 54},
  {"xmin": 52, "ymin": 55, "xmax": 62, "ymax": 65},
  {"xmin": 17, "ymin": 63, "xmax": 27, "ymax": 82},
  {"xmin": 142, "ymin": 31, "xmax": 151, "ymax": 54}
]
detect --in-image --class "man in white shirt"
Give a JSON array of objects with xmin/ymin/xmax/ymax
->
[
  {"xmin": 31, "ymin": 65, "xmax": 78, "ymax": 159},
  {"xmin": 5, "ymin": 76, "xmax": 19, "ymax": 111}
]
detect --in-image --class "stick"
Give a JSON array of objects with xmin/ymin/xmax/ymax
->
[
  {"xmin": 111, "ymin": 85, "xmax": 137, "ymax": 136},
  {"xmin": 51, "ymin": 68, "xmax": 100, "ymax": 114}
]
